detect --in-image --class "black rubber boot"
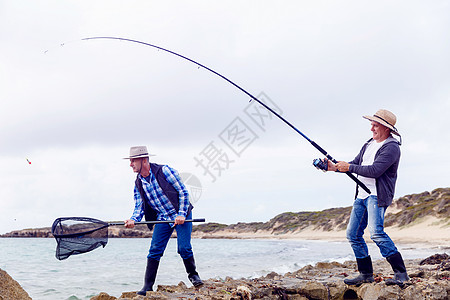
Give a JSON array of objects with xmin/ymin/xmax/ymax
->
[
  {"xmin": 137, "ymin": 258, "xmax": 160, "ymax": 296},
  {"xmin": 344, "ymin": 256, "xmax": 375, "ymax": 286},
  {"xmin": 183, "ymin": 256, "xmax": 204, "ymax": 287},
  {"xmin": 385, "ymin": 252, "xmax": 410, "ymax": 287}
]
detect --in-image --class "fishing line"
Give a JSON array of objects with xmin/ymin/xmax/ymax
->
[{"xmin": 67, "ymin": 36, "xmax": 370, "ymax": 193}]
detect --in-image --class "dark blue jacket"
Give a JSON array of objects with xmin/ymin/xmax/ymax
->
[{"xmin": 348, "ymin": 136, "xmax": 401, "ymax": 206}]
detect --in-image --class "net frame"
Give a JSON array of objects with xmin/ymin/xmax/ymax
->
[
  {"xmin": 51, "ymin": 217, "xmax": 205, "ymax": 260},
  {"xmin": 52, "ymin": 217, "xmax": 110, "ymax": 260}
]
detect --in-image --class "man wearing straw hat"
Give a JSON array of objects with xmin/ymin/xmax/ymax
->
[
  {"xmin": 326, "ymin": 109, "xmax": 409, "ymax": 287},
  {"xmin": 123, "ymin": 146, "xmax": 203, "ymax": 295}
]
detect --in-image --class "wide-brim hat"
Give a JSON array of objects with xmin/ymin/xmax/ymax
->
[
  {"xmin": 363, "ymin": 109, "xmax": 400, "ymax": 136},
  {"xmin": 123, "ymin": 146, "xmax": 155, "ymax": 159}
]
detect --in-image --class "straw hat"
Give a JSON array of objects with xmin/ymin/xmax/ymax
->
[
  {"xmin": 363, "ymin": 109, "xmax": 400, "ymax": 136},
  {"xmin": 123, "ymin": 146, "xmax": 155, "ymax": 159}
]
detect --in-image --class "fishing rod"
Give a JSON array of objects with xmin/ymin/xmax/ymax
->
[{"xmin": 81, "ymin": 36, "xmax": 370, "ymax": 194}]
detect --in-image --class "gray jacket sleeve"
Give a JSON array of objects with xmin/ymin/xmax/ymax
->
[{"xmin": 349, "ymin": 143, "xmax": 400, "ymax": 179}]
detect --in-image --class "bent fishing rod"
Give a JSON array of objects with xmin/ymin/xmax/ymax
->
[{"xmin": 81, "ymin": 36, "xmax": 370, "ymax": 194}]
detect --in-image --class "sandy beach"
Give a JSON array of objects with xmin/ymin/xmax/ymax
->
[{"xmin": 192, "ymin": 216, "xmax": 450, "ymax": 249}]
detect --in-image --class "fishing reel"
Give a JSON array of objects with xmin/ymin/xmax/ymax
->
[{"xmin": 312, "ymin": 158, "xmax": 328, "ymax": 172}]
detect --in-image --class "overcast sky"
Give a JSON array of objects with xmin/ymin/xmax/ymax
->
[{"xmin": 1, "ymin": 1, "xmax": 449, "ymax": 234}]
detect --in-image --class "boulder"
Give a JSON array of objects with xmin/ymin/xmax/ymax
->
[{"xmin": 0, "ymin": 268, "xmax": 31, "ymax": 300}]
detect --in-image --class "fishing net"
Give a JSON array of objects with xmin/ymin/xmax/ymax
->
[{"xmin": 51, "ymin": 217, "xmax": 110, "ymax": 260}]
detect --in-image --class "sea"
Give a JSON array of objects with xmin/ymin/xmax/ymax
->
[{"xmin": 0, "ymin": 238, "xmax": 443, "ymax": 300}]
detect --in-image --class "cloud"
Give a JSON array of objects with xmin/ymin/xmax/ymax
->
[{"xmin": 1, "ymin": 1, "xmax": 449, "ymax": 234}]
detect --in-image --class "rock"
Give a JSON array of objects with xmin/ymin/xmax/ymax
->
[
  {"xmin": 300, "ymin": 281, "xmax": 328, "ymax": 299},
  {"xmin": 316, "ymin": 261, "xmax": 344, "ymax": 269},
  {"xmin": 117, "ymin": 291, "xmax": 136, "ymax": 299},
  {"xmin": 236, "ymin": 285, "xmax": 252, "ymax": 299},
  {"xmin": 357, "ymin": 283, "xmax": 400, "ymax": 300},
  {"xmin": 263, "ymin": 271, "xmax": 279, "ymax": 279},
  {"xmin": 157, "ymin": 281, "xmax": 189, "ymax": 294},
  {"xmin": 0, "ymin": 268, "xmax": 32, "ymax": 300},
  {"xmin": 91, "ymin": 292, "xmax": 117, "ymax": 300},
  {"xmin": 116, "ymin": 291, "xmax": 172, "ymax": 299},
  {"xmin": 420, "ymin": 253, "xmax": 449, "ymax": 265}
]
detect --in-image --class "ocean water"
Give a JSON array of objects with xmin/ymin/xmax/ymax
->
[{"xmin": 0, "ymin": 238, "xmax": 442, "ymax": 300}]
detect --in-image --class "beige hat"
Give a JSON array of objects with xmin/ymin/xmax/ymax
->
[
  {"xmin": 363, "ymin": 109, "xmax": 400, "ymax": 136},
  {"xmin": 123, "ymin": 146, "xmax": 155, "ymax": 159}
]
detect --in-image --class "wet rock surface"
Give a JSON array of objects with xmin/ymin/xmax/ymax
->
[{"xmin": 90, "ymin": 254, "xmax": 450, "ymax": 300}]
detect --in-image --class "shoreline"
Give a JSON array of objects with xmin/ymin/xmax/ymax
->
[
  {"xmin": 2, "ymin": 217, "xmax": 449, "ymax": 249},
  {"xmin": 192, "ymin": 216, "xmax": 450, "ymax": 249}
]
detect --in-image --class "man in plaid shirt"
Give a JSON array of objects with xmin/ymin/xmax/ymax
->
[{"xmin": 124, "ymin": 146, "xmax": 203, "ymax": 295}]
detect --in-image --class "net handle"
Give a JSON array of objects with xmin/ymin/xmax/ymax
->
[{"xmin": 107, "ymin": 218, "xmax": 206, "ymax": 226}]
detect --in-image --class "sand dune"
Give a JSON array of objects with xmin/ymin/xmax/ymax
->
[{"xmin": 193, "ymin": 216, "xmax": 450, "ymax": 248}]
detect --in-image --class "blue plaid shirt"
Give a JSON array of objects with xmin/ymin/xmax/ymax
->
[{"xmin": 130, "ymin": 165, "xmax": 190, "ymax": 222}]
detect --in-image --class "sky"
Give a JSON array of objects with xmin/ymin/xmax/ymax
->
[{"xmin": 0, "ymin": 0, "xmax": 449, "ymax": 234}]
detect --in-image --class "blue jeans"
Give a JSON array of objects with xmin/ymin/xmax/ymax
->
[
  {"xmin": 346, "ymin": 195, "xmax": 398, "ymax": 259},
  {"xmin": 148, "ymin": 213, "xmax": 194, "ymax": 261}
]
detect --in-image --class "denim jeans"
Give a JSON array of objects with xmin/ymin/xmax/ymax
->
[
  {"xmin": 346, "ymin": 195, "xmax": 398, "ymax": 259},
  {"xmin": 148, "ymin": 213, "xmax": 194, "ymax": 261}
]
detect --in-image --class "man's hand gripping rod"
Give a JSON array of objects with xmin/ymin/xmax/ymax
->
[{"xmin": 252, "ymin": 99, "xmax": 371, "ymax": 194}]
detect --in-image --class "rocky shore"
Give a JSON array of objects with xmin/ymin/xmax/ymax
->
[
  {"xmin": 1, "ymin": 253, "xmax": 449, "ymax": 299},
  {"xmin": 85, "ymin": 253, "xmax": 449, "ymax": 299}
]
